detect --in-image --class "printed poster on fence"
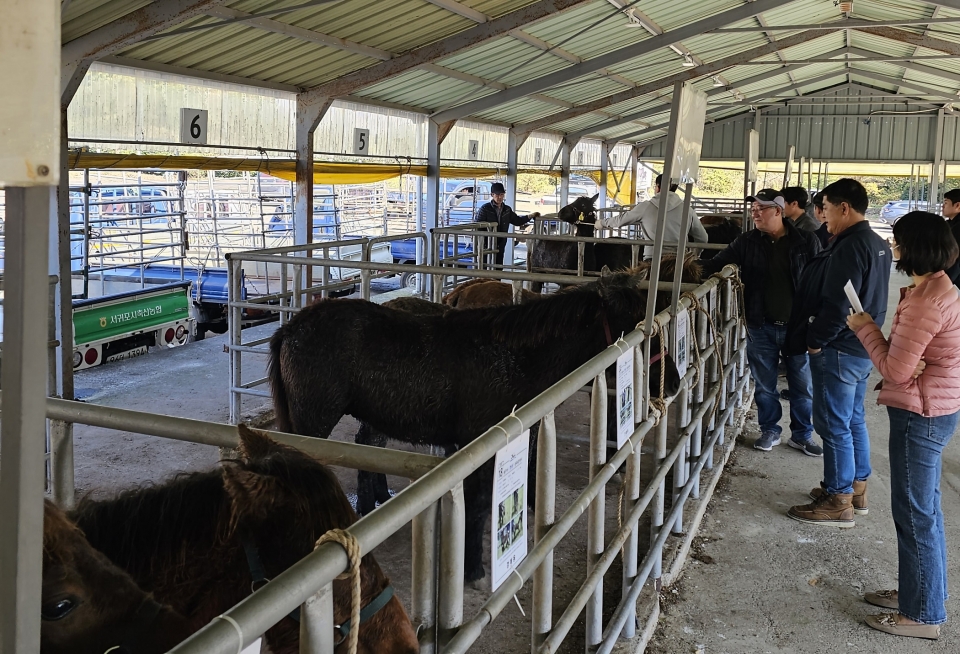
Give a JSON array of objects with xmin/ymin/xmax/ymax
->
[
  {"xmin": 491, "ymin": 429, "xmax": 530, "ymax": 591},
  {"xmin": 616, "ymin": 347, "xmax": 635, "ymax": 449},
  {"xmin": 675, "ymin": 309, "xmax": 689, "ymax": 380}
]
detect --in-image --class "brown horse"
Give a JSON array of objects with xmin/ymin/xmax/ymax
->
[
  {"xmin": 442, "ymin": 278, "xmax": 541, "ymax": 309},
  {"xmin": 42, "ymin": 500, "xmax": 192, "ymax": 654},
  {"xmin": 71, "ymin": 426, "xmax": 419, "ymax": 654}
]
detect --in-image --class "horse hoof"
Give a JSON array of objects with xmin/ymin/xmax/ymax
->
[{"xmin": 466, "ymin": 578, "xmax": 486, "ymax": 591}]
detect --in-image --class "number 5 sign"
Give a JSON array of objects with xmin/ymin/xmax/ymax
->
[
  {"xmin": 354, "ymin": 128, "xmax": 370, "ymax": 155},
  {"xmin": 180, "ymin": 109, "xmax": 208, "ymax": 145}
]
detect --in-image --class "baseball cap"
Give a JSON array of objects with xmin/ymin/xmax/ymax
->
[
  {"xmin": 746, "ymin": 188, "xmax": 785, "ymax": 210},
  {"xmin": 491, "ymin": 182, "xmax": 506, "ymax": 194}
]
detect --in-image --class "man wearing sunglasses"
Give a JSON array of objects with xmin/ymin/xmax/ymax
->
[{"xmin": 701, "ymin": 188, "xmax": 822, "ymax": 456}]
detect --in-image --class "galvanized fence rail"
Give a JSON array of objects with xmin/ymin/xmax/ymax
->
[{"xmin": 194, "ymin": 243, "xmax": 753, "ymax": 654}]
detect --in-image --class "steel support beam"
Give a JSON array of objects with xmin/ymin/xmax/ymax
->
[
  {"xmin": 431, "ymin": 0, "xmax": 802, "ymax": 124},
  {"xmin": 60, "ymin": 0, "xmax": 233, "ymax": 100},
  {"xmin": 560, "ymin": 139, "xmax": 571, "ymax": 206},
  {"xmin": 299, "ymin": 0, "xmax": 594, "ymax": 105},
  {"xmin": 513, "ymin": 29, "xmax": 828, "ymax": 139},
  {"xmin": 710, "ymin": 16, "xmax": 960, "ymax": 31},
  {"xmin": 1, "ymin": 187, "xmax": 51, "ymax": 654},
  {"xmin": 425, "ymin": 119, "xmax": 442, "ymax": 273},
  {"xmin": 845, "ymin": 46, "xmax": 960, "ymax": 87},
  {"xmin": 856, "ymin": 26, "xmax": 960, "ymax": 57},
  {"xmin": 848, "ymin": 68, "xmax": 957, "ymax": 98},
  {"xmin": 599, "ymin": 141, "xmax": 609, "ymax": 209}
]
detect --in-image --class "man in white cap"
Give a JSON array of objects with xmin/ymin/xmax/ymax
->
[
  {"xmin": 701, "ymin": 188, "xmax": 823, "ymax": 454},
  {"xmin": 475, "ymin": 181, "xmax": 539, "ymax": 267}
]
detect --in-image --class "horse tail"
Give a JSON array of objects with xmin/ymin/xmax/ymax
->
[{"xmin": 268, "ymin": 324, "xmax": 293, "ymax": 433}]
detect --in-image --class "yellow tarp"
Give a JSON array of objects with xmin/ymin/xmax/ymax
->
[
  {"xmin": 69, "ymin": 152, "xmax": 502, "ymax": 184},
  {"xmin": 68, "ymin": 153, "xmax": 637, "ymax": 201}
]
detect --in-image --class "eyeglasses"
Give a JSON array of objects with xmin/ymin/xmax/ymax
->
[{"xmin": 750, "ymin": 205, "xmax": 777, "ymax": 214}]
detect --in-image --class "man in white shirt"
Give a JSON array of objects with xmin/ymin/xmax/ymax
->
[{"xmin": 599, "ymin": 174, "xmax": 708, "ymax": 259}]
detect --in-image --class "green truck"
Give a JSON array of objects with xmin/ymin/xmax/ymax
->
[{"xmin": 73, "ymin": 282, "xmax": 195, "ymax": 370}]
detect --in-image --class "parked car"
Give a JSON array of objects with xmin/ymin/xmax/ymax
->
[{"xmin": 879, "ymin": 200, "xmax": 912, "ymax": 224}]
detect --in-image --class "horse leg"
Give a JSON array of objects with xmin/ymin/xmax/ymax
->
[
  {"xmin": 355, "ymin": 422, "xmax": 390, "ymax": 516},
  {"xmin": 463, "ymin": 461, "xmax": 495, "ymax": 583}
]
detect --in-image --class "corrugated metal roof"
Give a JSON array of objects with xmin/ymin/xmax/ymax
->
[{"xmin": 60, "ymin": 0, "xmax": 960, "ymax": 146}]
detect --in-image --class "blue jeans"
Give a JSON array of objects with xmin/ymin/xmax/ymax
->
[
  {"xmin": 887, "ymin": 406, "xmax": 958, "ymax": 625},
  {"xmin": 810, "ymin": 347, "xmax": 873, "ymax": 494},
  {"xmin": 746, "ymin": 323, "xmax": 813, "ymax": 441}
]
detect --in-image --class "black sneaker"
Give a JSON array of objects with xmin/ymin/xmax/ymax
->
[{"xmin": 788, "ymin": 438, "xmax": 824, "ymax": 457}]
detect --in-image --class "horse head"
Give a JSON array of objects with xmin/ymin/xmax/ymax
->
[
  {"xmin": 557, "ymin": 193, "xmax": 599, "ymax": 231},
  {"xmin": 223, "ymin": 425, "xmax": 419, "ymax": 654},
  {"xmin": 41, "ymin": 500, "xmax": 191, "ymax": 654}
]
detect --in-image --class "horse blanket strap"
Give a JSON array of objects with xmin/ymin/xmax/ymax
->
[
  {"xmin": 649, "ymin": 350, "xmax": 663, "ymax": 364},
  {"xmin": 334, "ymin": 585, "xmax": 396, "ymax": 645}
]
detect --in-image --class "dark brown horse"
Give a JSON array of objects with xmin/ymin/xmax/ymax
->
[
  {"xmin": 42, "ymin": 500, "xmax": 192, "ymax": 654},
  {"xmin": 528, "ymin": 195, "xmax": 635, "ymax": 292},
  {"xmin": 269, "ymin": 267, "xmax": 694, "ymax": 581},
  {"xmin": 71, "ymin": 426, "xmax": 419, "ymax": 654},
  {"xmin": 699, "ymin": 214, "xmax": 742, "ymax": 260}
]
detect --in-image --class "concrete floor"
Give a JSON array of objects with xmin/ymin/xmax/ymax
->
[{"xmin": 649, "ymin": 264, "xmax": 960, "ymax": 653}]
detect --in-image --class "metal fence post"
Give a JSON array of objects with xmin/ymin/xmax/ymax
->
[
  {"xmin": 649, "ymin": 408, "xmax": 669, "ymax": 588},
  {"xmin": 412, "ymin": 501, "xmax": 439, "ymax": 654},
  {"xmin": 671, "ymin": 381, "xmax": 690, "ymax": 535},
  {"xmin": 438, "ymin": 484, "xmax": 465, "ymax": 650},
  {"xmin": 620, "ymin": 373, "xmax": 642, "ymax": 639},
  {"xmin": 691, "ymin": 305, "xmax": 708, "ymax": 498},
  {"xmin": 228, "ymin": 256, "xmax": 244, "ymax": 424},
  {"xmin": 586, "ymin": 373, "xmax": 607, "ymax": 651},
  {"xmin": 299, "ymin": 583, "xmax": 335, "ymax": 654},
  {"xmin": 532, "ymin": 411, "xmax": 557, "ymax": 652}
]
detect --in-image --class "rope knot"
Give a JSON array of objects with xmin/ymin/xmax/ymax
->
[{"xmin": 316, "ymin": 528, "xmax": 362, "ymax": 654}]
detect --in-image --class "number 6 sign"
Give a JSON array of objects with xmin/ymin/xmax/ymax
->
[{"xmin": 180, "ymin": 109, "xmax": 208, "ymax": 145}]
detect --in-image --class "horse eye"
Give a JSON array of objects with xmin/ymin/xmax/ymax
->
[{"xmin": 41, "ymin": 597, "xmax": 77, "ymax": 621}]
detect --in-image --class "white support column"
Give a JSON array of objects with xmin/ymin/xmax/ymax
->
[
  {"xmin": 294, "ymin": 95, "xmax": 332, "ymax": 246},
  {"xmin": 629, "ymin": 145, "xmax": 639, "ymax": 204},
  {"xmin": 1, "ymin": 187, "xmax": 51, "ymax": 654},
  {"xmin": 504, "ymin": 129, "xmax": 520, "ymax": 268},
  {"xmin": 599, "ymin": 141, "xmax": 609, "ymax": 209},
  {"xmin": 560, "ymin": 139, "xmax": 571, "ymax": 207},
  {"xmin": 425, "ymin": 119, "xmax": 442, "ymax": 269},
  {"xmin": 930, "ymin": 108, "xmax": 945, "ymax": 212}
]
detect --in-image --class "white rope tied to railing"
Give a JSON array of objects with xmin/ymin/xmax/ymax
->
[{"xmin": 315, "ymin": 528, "xmax": 362, "ymax": 654}]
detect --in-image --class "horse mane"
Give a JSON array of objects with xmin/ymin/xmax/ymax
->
[{"xmin": 71, "ymin": 438, "xmax": 356, "ymax": 578}]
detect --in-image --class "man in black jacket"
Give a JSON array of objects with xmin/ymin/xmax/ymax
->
[
  {"xmin": 786, "ymin": 178, "xmax": 892, "ymax": 528},
  {"xmin": 942, "ymin": 188, "xmax": 960, "ymax": 286},
  {"xmin": 475, "ymin": 181, "xmax": 539, "ymax": 267},
  {"xmin": 702, "ymin": 188, "xmax": 822, "ymax": 455},
  {"xmin": 781, "ymin": 186, "xmax": 820, "ymax": 233}
]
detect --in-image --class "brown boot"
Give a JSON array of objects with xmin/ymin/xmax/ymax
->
[
  {"xmin": 809, "ymin": 480, "xmax": 868, "ymax": 515},
  {"xmin": 788, "ymin": 492, "xmax": 855, "ymax": 528}
]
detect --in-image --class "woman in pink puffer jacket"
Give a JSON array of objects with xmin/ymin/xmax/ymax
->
[{"xmin": 847, "ymin": 211, "xmax": 960, "ymax": 641}]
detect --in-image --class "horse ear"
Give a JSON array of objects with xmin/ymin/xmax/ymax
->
[
  {"xmin": 600, "ymin": 265, "xmax": 612, "ymax": 277},
  {"xmin": 237, "ymin": 424, "xmax": 282, "ymax": 460},
  {"xmin": 222, "ymin": 465, "xmax": 280, "ymax": 523}
]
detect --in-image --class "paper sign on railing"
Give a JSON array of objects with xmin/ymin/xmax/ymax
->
[
  {"xmin": 707, "ymin": 285, "xmax": 718, "ymax": 345},
  {"xmin": 240, "ymin": 638, "xmax": 262, "ymax": 654},
  {"xmin": 616, "ymin": 347, "xmax": 635, "ymax": 449},
  {"xmin": 675, "ymin": 309, "xmax": 689, "ymax": 380},
  {"xmin": 491, "ymin": 430, "xmax": 529, "ymax": 591}
]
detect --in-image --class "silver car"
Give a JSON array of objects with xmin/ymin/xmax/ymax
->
[{"xmin": 879, "ymin": 201, "xmax": 912, "ymax": 224}]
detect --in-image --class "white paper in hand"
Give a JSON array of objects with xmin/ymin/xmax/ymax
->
[{"xmin": 844, "ymin": 280, "xmax": 864, "ymax": 314}]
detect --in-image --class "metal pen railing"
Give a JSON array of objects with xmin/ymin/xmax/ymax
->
[{"xmin": 199, "ymin": 250, "xmax": 751, "ymax": 654}]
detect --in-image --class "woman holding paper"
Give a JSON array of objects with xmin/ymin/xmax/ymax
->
[{"xmin": 847, "ymin": 211, "xmax": 960, "ymax": 640}]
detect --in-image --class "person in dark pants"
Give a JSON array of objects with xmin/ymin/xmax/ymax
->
[
  {"xmin": 781, "ymin": 186, "xmax": 820, "ymax": 233},
  {"xmin": 786, "ymin": 178, "xmax": 892, "ymax": 527},
  {"xmin": 701, "ymin": 188, "xmax": 822, "ymax": 455},
  {"xmin": 474, "ymin": 181, "xmax": 539, "ymax": 268}
]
